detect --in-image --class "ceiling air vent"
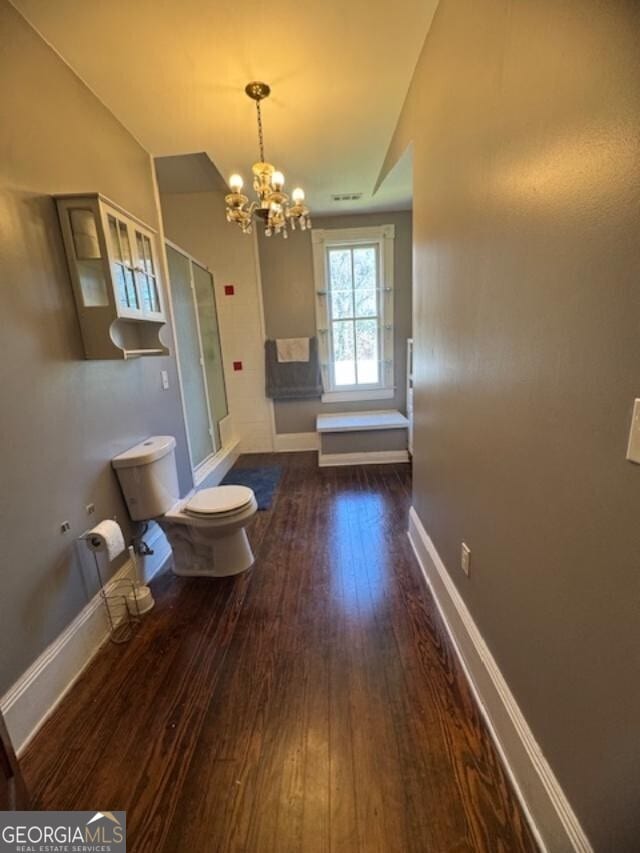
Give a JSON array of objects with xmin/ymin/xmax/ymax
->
[{"xmin": 331, "ymin": 192, "xmax": 363, "ymax": 202}]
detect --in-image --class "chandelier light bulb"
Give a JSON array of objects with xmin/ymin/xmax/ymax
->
[
  {"xmin": 229, "ymin": 173, "xmax": 244, "ymax": 192},
  {"xmin": 272, "ymin": 171, "xmax": 285, "ymax": 189},
  {"xmin": 292, "ymin": 187, "xmax": 305, "ymax": 203}
]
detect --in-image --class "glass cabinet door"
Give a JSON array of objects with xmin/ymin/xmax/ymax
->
[
  {"xmin": 107, "ymin": 214, "xmax": 140, "ymax": 314},
  {"xmin": 134, "ymin": 229, "xmax": 162, "ymax": 316}
]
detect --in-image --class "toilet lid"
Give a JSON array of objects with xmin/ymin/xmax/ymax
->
[{"xmin": 184, "ymin": 485, "xmax": 254, "ymax": 517}]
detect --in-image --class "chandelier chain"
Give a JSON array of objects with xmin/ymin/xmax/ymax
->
[{"xmin": 256, "ymin": 101, "xmax": 265, "ymax": 162}]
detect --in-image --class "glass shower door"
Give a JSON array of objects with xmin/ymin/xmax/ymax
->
[
  {"xmin": 166, "ymin": 245, "xmax": 215, "ymax": 469},
  {"xmin": 192, "ymin": 263, "xmax": 228, "ymax": 448}
]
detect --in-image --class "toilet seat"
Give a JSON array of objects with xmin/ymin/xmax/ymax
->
[{"xmin": 184, "ymin": 485, "xmax": 255, "ymax": 518}]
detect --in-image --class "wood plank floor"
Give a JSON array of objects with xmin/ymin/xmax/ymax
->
[{"xmin": 22, "ymin": 453, "xmax": 538, "ymax": 852}]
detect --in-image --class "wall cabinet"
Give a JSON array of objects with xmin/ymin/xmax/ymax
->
[{"xmin": 56, "ymin": 193, "xmax": 169, "ymax": 359}]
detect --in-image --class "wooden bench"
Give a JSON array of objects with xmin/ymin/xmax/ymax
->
[{"xmin": 316, "ymin": 410, "xmax": 410, "ymax": 467}]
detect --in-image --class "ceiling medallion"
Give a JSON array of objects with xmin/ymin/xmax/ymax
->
[{"xmin": 225, "ymin": 82, "xmax": 311, "ymax": 238}]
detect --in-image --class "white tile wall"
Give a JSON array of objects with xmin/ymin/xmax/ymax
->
[{"xmin": 214, "ymin": 240, "xmax": 273, "ymax": 453}]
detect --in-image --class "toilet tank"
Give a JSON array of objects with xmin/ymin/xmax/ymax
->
[{"xmin": 112, "ymin": 436, "xmax": 180, "ymax": 521}]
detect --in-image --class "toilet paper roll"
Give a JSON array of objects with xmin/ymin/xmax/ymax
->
[{"xmin": 86, "ymin": 519, "xmax": 126, "ymax": 562}]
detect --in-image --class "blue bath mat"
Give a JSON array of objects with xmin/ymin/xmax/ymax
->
[{"xmin": 221, "ymin": 465, "xmax": 283, "ymax": 510}]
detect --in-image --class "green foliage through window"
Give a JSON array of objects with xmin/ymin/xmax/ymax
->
[{"xmin": 327, "ymin": 245, "xmax": 379, "ymax": 386}]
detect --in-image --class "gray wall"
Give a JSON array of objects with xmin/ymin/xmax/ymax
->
[
  {"xmin": 388, "ymin": 1, "xmax": 640, "ymax": 849},
  {"xmin": 258, "ymin": 211, "xmax": 412, "ymax": 433},
  {"xmin": 0, "ymin": 1, "xmax": 190, "ymax": 695}
]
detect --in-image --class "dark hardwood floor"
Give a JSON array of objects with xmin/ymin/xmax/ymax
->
[{"xmin": 22, "ymin": 453, "xmax": 538, "ymax": 852}]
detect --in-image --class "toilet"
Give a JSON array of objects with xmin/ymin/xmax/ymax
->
[{"xmin": 112, "ymin": 436, "xmax": 258, "ymax": 577}]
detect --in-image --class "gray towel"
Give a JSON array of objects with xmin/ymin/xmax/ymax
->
[{"xmin": 265, "ymin": 336, "xmax": 322, "ymax": 400}]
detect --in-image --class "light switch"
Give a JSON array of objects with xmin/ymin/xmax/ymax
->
[
  {"xmin": 461, "ymin": 543, "xmax": 471, "ymax": 576},
  {"xmin": 161, "ymin": 370, "xmax": 170, "ymax": 390},
  {"xmin": 626, "ymin": 399, "xmax": 640, "ymax": 464}
]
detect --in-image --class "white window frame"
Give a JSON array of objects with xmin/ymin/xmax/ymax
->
[{"xmin": 312, "ymin": 224, "xmax": 395, "ymax": 404}]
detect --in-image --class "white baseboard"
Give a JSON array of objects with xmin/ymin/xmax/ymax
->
[
  {"xmin": 0, "ymin": 542, "xmax": 170, "ymax": 756},
  {"xmin": 273, "ymin": 432, "xmax": 319, "ymax": 452},
  {"xmin": 407, "ymin": 507, "xmax": 592, "ymax": 853},
  {"xmin": 318, "ymin": 449, "xmax": 409, "ymax": 467}
]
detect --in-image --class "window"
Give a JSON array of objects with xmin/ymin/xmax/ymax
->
[{"xmin": 313, "ymin": 225, "xmax": 395, "ymax": 403}]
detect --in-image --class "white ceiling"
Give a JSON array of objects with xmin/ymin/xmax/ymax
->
[{"xmin": 13, "ymin": 0, "xmax": 437, "ymax": 214}]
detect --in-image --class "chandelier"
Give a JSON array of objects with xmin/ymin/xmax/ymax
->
[{"xmin": 225, "ymin": 81, "xmax": 311, "ymax": 238}]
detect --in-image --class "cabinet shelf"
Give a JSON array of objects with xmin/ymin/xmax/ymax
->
[
  {"xmin": 56, "ymin": 193, "xmax": 169, "ymax": 360},
  {"xmin": 123, "ymin": 349, "xmax": 166, "ymax": 359}
]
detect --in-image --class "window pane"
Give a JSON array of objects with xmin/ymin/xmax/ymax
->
[
  {"xmin": 137, "ymin": 270, "xmax": 151, "ymax": 312},
  {"xmin": 118, "ymin": 221, "xmax": 132, "ymax": 266},
  {"xmin": 331, "ymin": 288, "xmax": 353, "ymax": 319},
  {"xmin": 354, "ymin": 288, "xmax": 376, "ymax": 318},
  {"xmin": 143, "ymin": 235, "xmax": 155, "ymax": 275},
  {"xmin": 355, "ymin": 319, "xmax": 379, "ymax": 384},
  {"xmin": 115, "ymin": 265, "xmax": 128, "ymax": 307},
  {"xmin": 125, "ymin": 267, "xmax": 138, "ymax": 309},
  {"xmin": 332, "ymin": 320, "xmax": 356, "ymax": 386},
  {"xmin": 108, "ymin": 216, "xmax": 121, "ymax": 261},
  {"xmin": 146, "ymin": 275, "xmax": 160, "ymax": 313},
  {"xmin": 353, "ymin": 247, "xmax": 376, "ymax": 289},
  {"xmin": 328, "ymin": 249, "xmax": 352, "ymax": 290}
]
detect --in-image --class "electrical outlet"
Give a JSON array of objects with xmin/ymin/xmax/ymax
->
[
  {"xmin": 461, "ymin": 543, "xmax": 471, "ymax": 576},
  {"xmin": 86, "ymin": 503, "xmax": 95, "ymax": 515},
  {"xmin": 60, "ymin": 521, "xmax": 71, "ymax": 533},
  {"xmin": 161, "ymin": 370, "xmax": 170, "ymax": 390}
]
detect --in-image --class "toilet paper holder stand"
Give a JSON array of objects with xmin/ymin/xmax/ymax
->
[{"xmin": 79, "ymin": 533, "xmax": 141, "ymax": 645}]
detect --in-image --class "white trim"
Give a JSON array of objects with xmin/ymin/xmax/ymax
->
[
  {"xmin": 252, "ymin": 227, "xmax": 276, "ymax": 453},
  {"xmin": 407, "ymin": 507, "xmax": 593, "ymax": 853},
  {"xmin": 193, "ymin": 438, "xmax": 240, "ymax": 486},
  {"xmin": 318, "ymin": 449, "xmax": 409, "ymax": 467},
  {"xmin": 0, "ymin": 543, "xmax": 170, "ymax": 756},
  {"xmin": 322, "ymin": 388, "xmax": 394, "ymax": 404},
  {"xmin": 273, "ymin": 432, "xmax": 320, "ymax": 452},
  {"xmin": 311, "ymin": 224, "xmax": 395, "ymax": 244}
]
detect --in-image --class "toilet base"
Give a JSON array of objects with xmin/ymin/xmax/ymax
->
[{"xmin": 168, "ymin": 526, "xmax": 255, "ymax": 577}]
